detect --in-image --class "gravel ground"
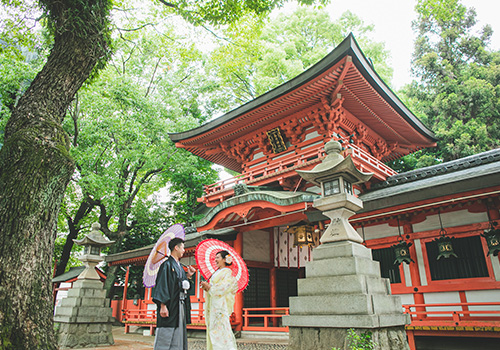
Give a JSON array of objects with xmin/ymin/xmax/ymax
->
[
  {"xmin": 189, "ymin": 339, "xmax": 288, "ymax": 350},
  {"xmin": 69, "ymin": 327, "xmax": 288, "ymax": 350}
]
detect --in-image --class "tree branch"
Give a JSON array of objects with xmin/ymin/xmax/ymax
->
[{"xmin": 145, "ymin": 57, "xmax": 162, "ymax": 98}]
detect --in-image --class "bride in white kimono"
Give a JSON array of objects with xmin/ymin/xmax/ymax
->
[{"xmin": 200, "ymin": 250, "xmax": 238, "ymax": 350}]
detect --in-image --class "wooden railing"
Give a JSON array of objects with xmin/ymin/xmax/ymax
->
[
  {"xmin": 345, "ymin": 143, "xmax": 397, "ymax": 177},
  {"xmin": 201, "ymin": 141, "xmax": 396, "ymax": 204},
  {"xmin": 122, "ymin": 306, "xmax": 241, "ymax": 333},
  {"xmin": 122, "ymin": 309, "xmax": 157, "ymax": 334},
  {"xmin": 403, "ymin": 302, "xmax": 500, "ymax": 326},
  {"xmin": 404, "ymin": 302, "xmax": 500, "ymax": 350},
  {"xmin": 202, "ymin": 146, "xmax": 326, "ymax": 200},
  {"xmin": 242, "ymin": 307, "xmax": 290, "ymax": 332}
]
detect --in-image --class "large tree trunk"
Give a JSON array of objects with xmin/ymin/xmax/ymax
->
[{"xmin": 0, "ymin": 2, "xmax": 110, "ymax": 348}]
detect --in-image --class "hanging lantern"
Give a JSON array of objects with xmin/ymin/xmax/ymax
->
[
  {"xmin": 481, "ymin": 225, "xmax": 500, "ymax": 257},
  {"xmin": 392, "ymin": 240, "xmax": 414, "ymax": 265},
  {"xmin": 286, "ymin": 222, "xmax": 315, "ymax": 247},
  {"xmin": 391, "ymin": 217, "xmax": 414, "ymax": 265},
  {"xmin": 433, "ymin": 210, "xmax": 458, "ymax": 260},
  {"xmin": 433, "ymin": 235, "xmax": 458, "ymax": 260}
]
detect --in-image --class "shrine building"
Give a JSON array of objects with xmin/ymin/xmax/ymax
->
[{"xmin": 105, "ymin": 34, "xmax": 500, "ymax": 349}]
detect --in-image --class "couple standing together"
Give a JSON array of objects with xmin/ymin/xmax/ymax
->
[{"xmin": 152, "ymin": 238, "xmax": 238, "ymax": 350}]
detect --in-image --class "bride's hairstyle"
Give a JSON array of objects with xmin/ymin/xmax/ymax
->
[{"xmin": 217, "ymin": 250, "xmax": 233, "ymax": 266}]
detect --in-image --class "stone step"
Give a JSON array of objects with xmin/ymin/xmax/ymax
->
[
  {"xmin": 284, "ymin": 313, "xmax": 409, "ymax": 328},
  {"xmin": 297, "ymin": 274, "xmax": 391, "ymax": 295},
  {"xmin": 305, "ymin": 256, "xmax": 380, "ymax": 277},
  {"xmin": 312, "ymin": 241, "xmax": 372, "ymax": 260},
  {"xmin": 289, "ymin": 293, "xmax": 403, "ymax": 316}
]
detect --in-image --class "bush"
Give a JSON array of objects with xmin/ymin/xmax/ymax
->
[{"xmin": 332, "ymin": 328, "xmax": 376, "ymax": 350}]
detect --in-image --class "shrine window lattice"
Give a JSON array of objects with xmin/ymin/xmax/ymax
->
[
  {"xmin": 426, "ymin": 235, "xmax": 489, "ymax": 281},
  {"xmin": 372, "ymin": 247, "xmax": 402, "ymax": 284}
]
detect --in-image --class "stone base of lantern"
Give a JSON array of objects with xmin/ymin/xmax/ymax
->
[
  {"xmin": 54, "ymin": 279, "xmax": 114, "ymax": 349},
  {"xmin": 288, "ymin": 326, "xmax": 409, "ymax": 350},
  {"xmin": 283, "ymin": 241, "xmax": 410, "ymax": 350}
]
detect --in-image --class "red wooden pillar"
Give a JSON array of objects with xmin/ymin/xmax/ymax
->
[
  {"xmin": 487, "ymin": 201, "xmax": 500, "ymax": 220},
  {"xmin": 404, "ymin": 223, "xmax": 426, "ymax": 317},
  {"xmin": 233, "ymin": 232, "xmax": 244, "ymax": 331},
  {"xmin": 122, "ymin": 265, "xmax": 130, "ymax": 315},
  {"xmin": 269, "ymin": 229, "xmax": 278, "ymax": 326}
]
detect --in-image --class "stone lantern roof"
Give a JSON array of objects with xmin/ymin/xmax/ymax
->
[
  {"xmin": 296, "ymin": 140, "xmax": 373, "ymax": 185},
  {"xmin": 73, "ymin": 223, "xmax": 114, "ymax": 247}
]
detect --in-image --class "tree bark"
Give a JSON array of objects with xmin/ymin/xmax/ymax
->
[{"xmin": 0, "ymin": 1, "xmax": 110, "ymax": 348}]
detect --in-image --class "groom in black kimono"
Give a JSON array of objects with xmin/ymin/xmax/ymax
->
[{"xmin": 152, "ymin": 238, "xmax": 195, "ymax": 350}]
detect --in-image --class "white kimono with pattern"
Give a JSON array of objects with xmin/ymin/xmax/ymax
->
[{"xmin": 205, "ymin": 267, "xmax": 238, "ymax": 350}]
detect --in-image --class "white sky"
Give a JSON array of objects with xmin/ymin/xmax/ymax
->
[{"xmin": 320, "ymin": 0, "xmax": 500, "ymax": 89}]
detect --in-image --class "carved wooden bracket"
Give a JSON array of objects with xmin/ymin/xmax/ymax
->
[
  {"xmin": 220, "ymin": 141, "xmax": 253, "ymax": 164},
  {"xmin": 256, "ymin": 132, "xmax": 273, "ymax": 155},
  {"xmin": 352, "ymin": 123, "xmax": 368, "ymax": 145},
  {"xmin": 371, "ymin": 139, "xmax": 398, "ymax": 159},
  {"xmin": 282, "ymin": 118, "xmax": 306, "ymax": 145}
]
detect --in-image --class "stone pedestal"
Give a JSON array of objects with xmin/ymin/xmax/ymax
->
[
  {"xmin": 283, "ymin": 241, "xmax": 410, "ymax": 350},
  {"xmin": 54, "ymin": 279, "xmax": 114, "ymax": 348}
]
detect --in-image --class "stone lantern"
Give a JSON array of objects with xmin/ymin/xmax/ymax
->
[
  {"xmin": 73, "ymin": 222, "xmax": 115, "ymax": 280},
  {"xmin": 296, "ymin": 140, "xmax": 372, "ymax": 244},
  {"xmin": 284, "ymin": 140, "xmax": 410, "ymax": 350},
  {"xmin": 54, "ymin": 223, "xmax": 115, "ymax": 349}
]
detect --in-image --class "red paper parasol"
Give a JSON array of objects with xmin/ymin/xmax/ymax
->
[
  {"xmin": 143, "ymin": 224, "xmax": 185, "ymax": 287},
  {"xmin": 195, "ymin": 239, "xmax": 249, "ymax": 293}
]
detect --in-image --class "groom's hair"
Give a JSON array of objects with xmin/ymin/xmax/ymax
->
[{"xmin": 169, "ymin": 238, "xmax": 185, "ymax": 252}]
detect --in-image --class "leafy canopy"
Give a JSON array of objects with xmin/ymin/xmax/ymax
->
[
  {"xmin": 208, "ymin": 7, "xmax": 392, "ymax": 106},
  {"xmin": 396, "ymin": 0, "xmax": 500, "ymax": 168}
]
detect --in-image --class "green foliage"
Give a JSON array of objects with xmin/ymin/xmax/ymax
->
[
  {"xmin": 56, "ymin": 10, "xmax": 219, "ymax": 273},
  {"xmin": 399, "ymin": 0, "xmax": 500, "ymax": 166},
  {"xmin": 209, "ymin": 7, "xmax": 392, "ymax": 105},
  {"xmin": 168, "ymin": 156, "xmax": 219, "ymax": 224},
  {"xmin": 0, "ymin": 0, "xmax": 41, "ymax": 58},
  {"xmin": 53, "ymin": 236, "xmax": 83, "ymax": 271},
  {"xmin": 0, "ymin": 49, "xmax": 43, "ymax": 149},
  {"xmin": 332, "ymin": 329, "xmax": 376, "ymax": 350},
  {"xmin": 160, "ymin": 0, "xmax": 330, "ymax": 26}
]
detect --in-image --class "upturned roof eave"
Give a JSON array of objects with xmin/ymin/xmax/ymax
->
[{"xmin": 169, "ymin": 33, "xmax": 436, "ymax": 144}]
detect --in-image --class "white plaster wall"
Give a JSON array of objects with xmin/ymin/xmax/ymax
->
[
  {"xmin": 490, "ymin": 254, "xmax": 500, "ymax": 281},
  {"xmin": 398, "ymin": 293, "xmax": 415, "ymax": 306},
  {"xmin": 403, "ymin": 264, "xmax": 412, "ymax": 287},
  {"xmin": 304, "ymin": 130, "xmax": 320, "ymax": 141},
  {"xmin": 465, "ymin": 290, "xmax": 500, "ymax": 312},
  {"xmin": 423, "ymin": 292, "xmax": 461, "ymax": 317},
  {"xmin": 252, "ymin": 152, "xmax": 265, "ymax": 161},
  {"xmin": 243, "ymin": 230, "xmax": 270, "ymax": 262},
  {"xmin": 413, "ymin": 210, "xmax": 488, "ymax": 232},
  {"xmin": 361, "ymin": 223, "xmax": 399, "ymax": 240},
  {"xmin": 414, "ymin": 239, "xmax": 428, "ymax": 286}
]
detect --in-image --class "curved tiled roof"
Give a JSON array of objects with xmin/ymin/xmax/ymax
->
[
  {"xmin": 372, "ymin": 148, "xmax": 500, "ymax": 190},
  {"xmin": 169, "ymin": 34, "xmax": 436, "ymax": 172}
]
